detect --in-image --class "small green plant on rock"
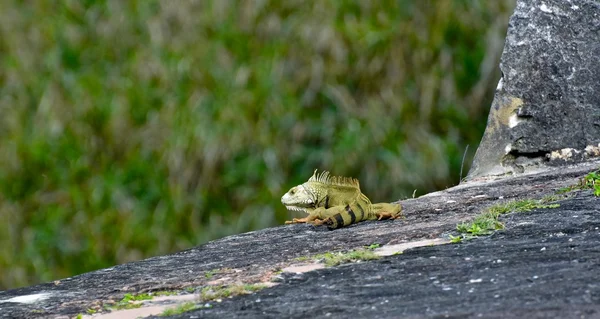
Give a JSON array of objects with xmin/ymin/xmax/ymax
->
[
  {"xmin": 295, "ymin": 249, "xmax": 380, "ymax": 266},
  {"xmin": 204, "ymin": 269, "xmax": 219, "ymax": 279},
  {"xmin": 449, "ymin": 234, "xmax": 463, "ymax": 243},
  {"xmin": 293, "ymin": 256, "xmax": 311, "ymax": 262},
  {"xmin": 203, "ymin": 267, "xmax": 231, "ymax": 279},
  {"xmin": 556, "ymin": 170, "xmax": 600, "ymax": 196},
  {"xmin": 581, "ymin": 170, "xmax": 600, "ymax": 196},
  {"xmin": 366, "ymin": 243, "xmax": 381, "ymax": 250},
  {"xmin": 556, "ymin": 186, "xmax": 573, "ymax": 194},
  {"xmin": 540, "ymin": 194, "xmax": 562, "ymax": 203},
  {"xmin": 200, "ymin": 283, "xmax": 268, "ymax": 301},
  {"xmin": 453, "ymin": 198, "xmax": 560, "ymax": 242},
  {"xmin": 313, "ymin": 249, "xmax": 380, "ymax": 266},
  {"xmin": 105, "ymin": 292, "xmax": 153, "ymax": 311},
  {"xmin": 185, "ymin": 286, "xmax": 196, "ymax": 293},
  {"xmin": 86, "ymin": 308, "xmax": 97, "ymax": 314},
  {"xmin": 153, "ymin": 290, "xmax": 179, "ymax": 297},
  {"xmin": 160, "ymin": 302, "xmax": 198, "ymax": 316},
  {"xmin": 272, "ymin": 268, "xmax": 283, "ymax": 275}
]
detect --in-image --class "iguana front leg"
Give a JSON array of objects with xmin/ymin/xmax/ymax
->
[
  {"xmin": 285, "ymin": 206, "xmax": 346, "ymax": 225},
  {"xmin": 284, "ymin": 215, "xmax": 320, "ymax": 224},
  {"xmin": 284, "ymin": 207, "xmax": 324, "ymax": 224},
  {"xmin": 372, "ymin": 203, "xmax": 403, "ymax": 220}
]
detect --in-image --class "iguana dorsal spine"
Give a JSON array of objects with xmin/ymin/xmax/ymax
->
[{"xmin": 308, "ymin": 169, "xmax": 361, "ymax": 189}]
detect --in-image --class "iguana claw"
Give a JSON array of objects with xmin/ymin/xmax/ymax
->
[
  {"xmin": 286, "ymin": 217, "xmax": 327, "ymax": 225},
  {"xmin": 310, "ymin": 219, "xmax": 325, "ymax": 226},
  {"xmin": 285, "ymin": 217, "xmax": 311, "ymax": 224},
  {"xmin": 376, "ymin": 211, "xmax": 403, "ymax": 220}
]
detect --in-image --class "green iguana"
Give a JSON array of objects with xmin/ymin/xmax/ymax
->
[{"xmin": 281, "ymin": 170, "xmax": 402, "ymax": 229}]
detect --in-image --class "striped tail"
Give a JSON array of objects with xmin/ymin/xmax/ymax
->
[{"xmin": 325, "ymin": 203, "xmax": 367, "ymax": 230}]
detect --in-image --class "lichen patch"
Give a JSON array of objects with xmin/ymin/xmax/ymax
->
[
  {"xmin": 374, "ymin": 238, "xmax": 451, "ymax": 257},
  {"xmin": 0, "ymin": 292, "xmax": 52, "ymax": 304},
  {"xmin": 282, "ymin": 263, "xmax": 326, "ymax": 274}
]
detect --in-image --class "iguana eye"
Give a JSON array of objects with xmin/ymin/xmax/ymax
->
[{"xmin": 290, "ymin": 188, "xmax": 296, "ymax": 195}]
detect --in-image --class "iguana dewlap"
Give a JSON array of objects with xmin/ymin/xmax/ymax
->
[{"xmin": 281, "ymin": 170, "xmax": 402, "ymax": 229}]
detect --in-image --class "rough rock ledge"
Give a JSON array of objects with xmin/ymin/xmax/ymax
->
[{"xmin": 1, "ymin": 162, "xmax": 599, "ymax": 319}]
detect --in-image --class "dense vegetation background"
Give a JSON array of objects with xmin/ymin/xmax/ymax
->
[{"xmin": 0, "ymin": 0, "xmax": 515, "ymax": 290}]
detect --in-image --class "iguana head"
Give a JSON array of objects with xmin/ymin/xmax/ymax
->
[{"xmin": 281, "ymin": 184, "xmax": 318, "ymax": 212}]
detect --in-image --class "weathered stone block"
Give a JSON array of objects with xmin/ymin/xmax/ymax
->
[{"xmin": 468, "ymin": 0, "xmax": 600, "ymax": 179}]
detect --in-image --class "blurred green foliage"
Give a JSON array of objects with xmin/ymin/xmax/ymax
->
[{"xmin": 0, "ymin": 0, "xmax": 515, "ymax": 289}]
